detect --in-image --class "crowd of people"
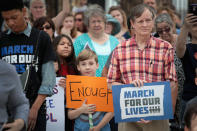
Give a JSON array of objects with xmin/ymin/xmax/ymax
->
[{"xmin": 0, "ymin": 0, "xmax": 197, "ymax": 131}]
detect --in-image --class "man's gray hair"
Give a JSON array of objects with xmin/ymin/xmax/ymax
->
[
  {"xmin": 155, "ymin": 13, "xmax": 173, "ymax": 28},
  {"xmin": 84, "ymin": 4, "xmax": 106, "ymax": 27}
]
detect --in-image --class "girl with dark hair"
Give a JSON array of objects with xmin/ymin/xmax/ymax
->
[
  {"xmin": 53, "ymin": 34, "xmax": 79, "ymax": 77},
  {"xmin": 53, "ymin": 34, "xmax": 79, "ymax": 131}
]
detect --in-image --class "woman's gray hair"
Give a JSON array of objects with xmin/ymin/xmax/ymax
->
[
  {"xmin": 84, "ymin": 4, "xmax": 106, "ymax": 27},
  {"xmin": 155, "ymin": 13, "xmax": 173, "ymax": 28}
]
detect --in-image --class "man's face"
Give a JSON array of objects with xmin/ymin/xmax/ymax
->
[
  {"xmin": 144, "ymin": 0, "xmax": 157, "ymax": 10},
  {"xmin": 131, "ymin": 9, "xmax": 154, "ymax": 36},
  {"xmin": 30, "ymin": 1, "xmax": 46, "ymax": 20},
  {"xmin": 2, "ymin": 8, "xmax": 27, "ymax": 33},
  {"xmin": 77, "ymin": 58, "xmax": 98, "ymax": 77}
]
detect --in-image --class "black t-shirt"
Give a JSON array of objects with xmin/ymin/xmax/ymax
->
[
  {"xmin": 181, "ymin": 43, "xmax": 197, "ymax": 101},
  {"xmin": 0, "ymin": 28, "xmax": 56, "ymax": 77}
]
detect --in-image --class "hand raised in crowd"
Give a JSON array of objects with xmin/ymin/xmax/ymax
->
[
  {"xmin": 28, "ymin": 107, "xmax": 39, "ymax": 131},
  {"xmin": 183, "ymin": 14, "xmax": 197, "ymax": 30},
  {"xmin": 58, "ymin": 78, "xmax": 66, "ymax": 88},
  {"xmin": 79, "ymin": 99, "xmax": 96, "ymax": 114},
  {"xmin": 2, "ymin": 119, "xmax": 24, "ymax": 131}
]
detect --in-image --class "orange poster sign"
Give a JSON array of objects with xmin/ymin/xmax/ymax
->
[{"xmin": 66, "ymin": 75, "xmax": 113, "ymax": 112}]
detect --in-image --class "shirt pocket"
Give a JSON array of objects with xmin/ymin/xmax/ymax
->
[{"xmin": 148, "ymin": 60, "xmax": 163, "ymax": 75}]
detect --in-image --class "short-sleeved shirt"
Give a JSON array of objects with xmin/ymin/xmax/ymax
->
[{"xmin": 107, "ymin": 36, "xmax": 177, "ymax": 84}]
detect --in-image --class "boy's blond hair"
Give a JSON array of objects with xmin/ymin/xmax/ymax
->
[{"xmin": 76, "ymin": 49, "xmax": 98, "ymax": 65}]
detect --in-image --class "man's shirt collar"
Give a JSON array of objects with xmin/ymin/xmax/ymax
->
[{"xmin": 6, "ymin": 23, "xmax": 32, "ymax": 37}]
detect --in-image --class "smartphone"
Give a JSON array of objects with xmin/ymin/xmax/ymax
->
[{"xmin": 188, "ymin": 4, "xmax": 197, "ymax": 15}]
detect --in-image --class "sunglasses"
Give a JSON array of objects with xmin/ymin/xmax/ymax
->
[
  {"xmin": 157, "ymin": 27, "xmax": 171, "ymax": 34},
  {"xmin": 75, "ymin": 18, "xmax": 82, "ymax": 22},
  {"xmin": 40, "ymin": 25, "xmax": 51, "ymax": 30}
]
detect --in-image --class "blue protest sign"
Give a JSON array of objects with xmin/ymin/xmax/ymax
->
[{"xmin": 112, "ymin": 81, "xmax": 173, "ymax": 123}]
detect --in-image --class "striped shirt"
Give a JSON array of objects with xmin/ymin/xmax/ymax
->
[{"xmin": 107, "ymin": 36, "xmax": 177, "ymax": 84}]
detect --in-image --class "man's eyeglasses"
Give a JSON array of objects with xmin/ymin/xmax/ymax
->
[
  {"xmin": 40, "ymin": 25, "xmax": 51, "ymax": 30},
  {"xmin": 75, "ymin": 18, "xmax": 82, "ymax": 22},
  {"xmin": 157, "ymin": 27, "xmax": 171, "ymax": 34}
]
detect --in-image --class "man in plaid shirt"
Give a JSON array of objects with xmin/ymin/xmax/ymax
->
[{"xmin": 107, "ymin": 4, "xmax": 177, "ymax": 131}]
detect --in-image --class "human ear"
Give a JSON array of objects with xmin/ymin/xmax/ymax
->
[
  {"xmin": 195, "ymin": 78, "xmax": 197, "ymax": 85},
  {"xmin": 130, "ymin": 19, "xmax": 135, "ymax": 29},
  {"xmin": 184, "ymin": 126, "xmax": 189, "ymax": 131},
  {"xmin": 77, "ymin": 65, "xmax": 81, "ymax": 72},
  {"xmin": 22, "ymin": 7, "xmax": 27, "ymax": 17},
  {"xmin": 96, "ymin": 63, "xmax": 99, "ymax": 69}
]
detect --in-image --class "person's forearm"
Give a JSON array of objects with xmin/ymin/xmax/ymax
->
[
  {"xmin": 96, "ymin": 112, "xmax": 114, "ymax": 130},
  {"xmin": 68, "ymin": 108, "xmax": 83, "ymax": 120},
  {"xmin": 176, "ymin": 25, "xmax": 188, "ymax": 58},
  {"xmin": 170, "ymin": 81, "xmax": 178, "ymax": 113},
  {"xmin": 52, "ymin": 0, "xmax": 70, "ymax": 30},
  {"xmin": 31, "ymin": 94, "xmax": 46, "ymax": 110},
  {"xmin": 14, "ymin": 119, "xmax": 25, "ymax": 130}
]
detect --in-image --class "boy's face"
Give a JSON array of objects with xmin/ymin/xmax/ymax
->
[
  {"xmin": 2, "ymin": 8, "xmax": 27, "ymax": 33},
  {"xmin": 77, "ymin": 58, "xmax": 98, "ymax": 76}
]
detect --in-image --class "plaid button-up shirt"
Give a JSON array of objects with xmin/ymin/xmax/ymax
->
[{"xmin": 107, "ymin": 36, "xmax": 177, "ymax": 84}]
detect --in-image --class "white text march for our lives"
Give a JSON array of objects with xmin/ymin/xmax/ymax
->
[{"xmin": 112, "ymin": 82, "xmax": 173, "ymax": 123}]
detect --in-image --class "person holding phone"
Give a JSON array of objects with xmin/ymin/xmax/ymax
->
[{"xmin": 176, "ymin": 3, "xmax": 197, "ymax": 125}]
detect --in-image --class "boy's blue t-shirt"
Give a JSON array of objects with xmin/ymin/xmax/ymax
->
[{"xmin": 74, "ymin": 112, "xmax": 110, "ymax": 131}]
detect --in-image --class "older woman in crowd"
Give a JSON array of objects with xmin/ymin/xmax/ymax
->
[
  {"xmin": 155, "ymin": 13, "xmax": 185, "ymax": 126},
  {"xmin": 73, "ymin": 5, "xmax": 119, "ymax": 77}
]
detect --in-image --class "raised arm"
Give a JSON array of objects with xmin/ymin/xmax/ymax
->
[
  {"xmin": 52, "ymin": 0, "xmax": 70, "ymax": 30},
  {"xmin": 176, "ymin": 14, "xmax": 197, "ymax": 58}
]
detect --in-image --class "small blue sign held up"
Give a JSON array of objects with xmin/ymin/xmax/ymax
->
[{"xmin": 112, "ymin": 81, "xmax": 173, "ymax": 123}]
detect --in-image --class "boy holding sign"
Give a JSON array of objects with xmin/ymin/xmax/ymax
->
[{"xmin": 68, "ymin": 49, "xmax": 113, "ymax": 131}]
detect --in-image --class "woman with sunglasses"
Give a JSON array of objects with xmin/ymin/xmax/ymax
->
[
  {"xmin": 155, "ymin": 13, "xmax": 185, "ymax": 127},
  {"xmin": 33, "ymin": 16, "xmax": 55, "ymax": 41},
  {"xmin": 155, "ymin": 13, "xmax": 177, "ymax": 46},
  {"xmin": 74, "ymin": 12, "xmax": 87, "ymax": 33}
]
